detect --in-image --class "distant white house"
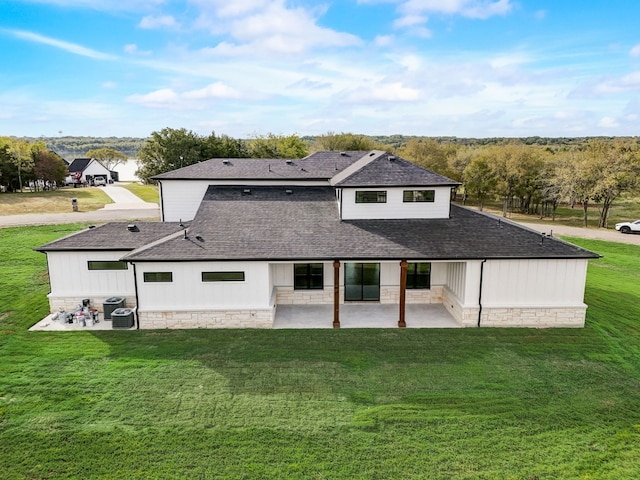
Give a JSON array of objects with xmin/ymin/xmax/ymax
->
[
  {"xmin": 65, "ymin": 157, "xmax": 112, "ymax": 186},
  {"xmin": 37, "ymin": 150, "xmax": 599, "ymax": 330}
]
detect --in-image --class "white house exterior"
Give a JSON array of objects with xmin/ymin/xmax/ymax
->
[
  {"xmin": 66, "ymin": 158, "xmax": 113, "ymax": 185},
  {"xmin": 37, "ymin": 150, "xmax": 598, "ymax": 329}
]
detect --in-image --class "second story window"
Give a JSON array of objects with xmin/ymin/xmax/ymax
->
[
  {"xmin": 356, "ymin": 191, "xmax": 387, "ymax": 203},
  {"xmin": 403, "ymin": 190, "xmax": 435, "ymax": 202}
]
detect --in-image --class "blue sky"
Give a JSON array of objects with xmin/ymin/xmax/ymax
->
[{"xmin": 1, "ymin": 0, "xmax": 639, "ymax": 139}]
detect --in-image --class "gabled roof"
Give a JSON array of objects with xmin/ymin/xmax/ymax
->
[
  {"xmin": 67, "ymin": 158, "xmax": 93, "ymax": 173},
  {"xmin": 122, "ymin": 186, "xmax": 598, "ymax": 262},
  {"xmin": 152, "ymin": 151, "xmax": 370, "ymax": 181},
  {"xmin": 334, "ymin": 152, "xmax": 460, "ymax": 187},
  {"xmin": 35, "ymin": 222, "xmax": 186, "ymax": 252}
]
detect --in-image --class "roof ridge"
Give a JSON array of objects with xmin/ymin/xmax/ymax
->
[{"xmin": 329, "ymin": 150, "xmax": 386, "ymax": 186}]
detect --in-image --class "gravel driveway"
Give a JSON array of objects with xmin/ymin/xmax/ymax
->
[{"xmin": 518, "ymin": 222, "xmax": 640, "ymax": 246}]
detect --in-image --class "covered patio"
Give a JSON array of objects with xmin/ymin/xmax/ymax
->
[{"xmin": 273, "ymin": 303, "xmax": 461, "ymax": 329}]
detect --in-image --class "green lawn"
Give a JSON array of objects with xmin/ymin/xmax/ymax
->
[
  {"xmin": 1, "ymin": 227, "xmax": 640, "ymax": 479},
  {"xmin": 119, "ymin": 182, "xmax": 159, "ymax": 203}
]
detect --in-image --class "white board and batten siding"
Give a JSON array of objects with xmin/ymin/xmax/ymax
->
[
  {"xmin": 135, "ymin": 261, "xmax": 271, "ymax": 311},
  {"xmin": 339, "ymin": 186, "xmax": 451, "ymax": 220},
  {"xmin": 46, "ymin": 251, "xmax": 135, "ymax": 297},
  {"xmin": 481, "ymin": 258, "xmax": 589, "ymax": 307}
]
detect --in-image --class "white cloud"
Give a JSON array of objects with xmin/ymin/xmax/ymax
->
[
  {"xmin": 139, "ymin": 15, "xmax": 179, "ymax": 30},
  {"xmin": 345, "ymin": 82, "xmax": 421, "ymax": 103},
  {"xmin": 398, "ymin": 0, "xmax": 513, "ymax": 20},
  {"xmin": 124, "ymin": 44, "xmax": 152, "ymax": 55},
  {"xmin": 102, "ymin": 81, "xmax": 117, "ymax": 89},
  {"xmin": 191, "ymin": 1, "xmax": 362, "ymax": 56},
  {"xmin": 374, "ymin": 35, "xmax": 394, "ymax": 47},
  {"xmin": 1, "ymin": 28, "xmax": 116, "ymax": 60},
  {"xmin": 630, "ymin": 44, "xmax": 640, "ymax": 58},
  {"xmin": 598, "ymin": 116, "xmax": 619, "ymax": 128},
  {"xmin": 127, "ymin": 82, "xmax": 243, "ymax": 109}
]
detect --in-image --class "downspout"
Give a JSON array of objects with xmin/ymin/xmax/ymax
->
[
  {"xmin": 158, "ymin": 181, "xmax": 165, "ymax": 222},
  {"xmin": 132, "ymin": 262, "xmax": 141, "ymax": 330},
  {"xmin": 477, "ymin": 259, "xmax": 487, "ymax": 328}
]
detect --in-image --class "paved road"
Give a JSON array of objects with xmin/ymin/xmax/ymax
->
[
  {"xmin": 519, "ymin": 222, "xmax": 640, "ymax": 246},
  {"xmin": 0, "ymin": 185, "xmax": 160, "ymax": 228}
]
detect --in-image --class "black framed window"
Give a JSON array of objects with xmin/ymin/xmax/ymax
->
[
  {"xmin": 294, "ymin": 263, "xmax": 324, "ymax": 290},
  {"xmin": 403, "ymin": 190, "xmax": 435, "ymax": 202},
  {"xmin": 87, "ymin": 261, "xmax": 128, "ymax": 270},
  {"xmin": 406, "ymin": 263, "xmax": 431, "ymax": 289},
  {"xmin": 202, "ymin": 271, "xmax": 245, "ymax": 282},
  {"xmin": 144, "ymin": 272, "xmax": 173, "ymax": 282},
  {"xmin": 356, "ymin": 191, "xmax": 387, "ymax": 203}
]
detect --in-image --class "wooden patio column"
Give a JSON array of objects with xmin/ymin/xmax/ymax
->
[
  {"xmin": 333, "ymin": 260, "xmax": 341, "ymax": 328},
  {"xmin": 398, "ymin": 260, "xmax": 408, "ymax": 328}
]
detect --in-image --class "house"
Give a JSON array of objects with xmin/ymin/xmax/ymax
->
[
  {"xmin": 36, "ymin": 150, "xmax": 599, "ymax": 329},
  {"xmin": 66, "ymin": 157, "xmax": 112, "ymax": 186}
]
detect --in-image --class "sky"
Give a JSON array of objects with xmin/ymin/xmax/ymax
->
[{"xmin": 1, "ymin": 0, "xmax": 639, "ymax": 139}]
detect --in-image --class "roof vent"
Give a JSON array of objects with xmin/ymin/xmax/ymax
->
[
  {"xmin": 369, "ymin": 152, "xmax": 375, "ymax": 156},
  {"xmin": 388, "ymin": 155, "xmax": 396, "ymax": 162},
  {"xmin": 222, "ymin": 159, "xmax": 231, "ymax": 165},
  {"xmin": 127, "ymin": 224, "xmax": 138, "ymax": 232},
  {"xmin": 285, "ymin": 189, "xmax": 293, "ymax": 195},
  {"xmin": 195, "ymin": 235, "xmax": 204, "ymax": 242},
  {"xmin": 243, "ymin": 188, "xmax": 251, "ymax": 195},
  {"xmin": 88, "ymin": 225, "xmax": 96, "ymax": 229},
  {"xmin": 340, "ymin": 151, "xmax": 347, "ymax": 156},
  {"xmin": 286, "ymin": 159, "xmax": 293, "ymax": 165}
]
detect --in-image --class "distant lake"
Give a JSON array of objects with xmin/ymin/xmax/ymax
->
[{"xmin": 113, "ymin": 159, "xmax": 140, "ymax": 182}]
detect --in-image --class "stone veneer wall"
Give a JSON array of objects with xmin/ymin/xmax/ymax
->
[
  {"xmin": 138, "ymin": 308, "xmax": 275, "ymax": 329},
  {"xmin": 479, "ymin": 306, "xmax": 586, "ymax": 328},
  {"xmin": 442, "ymin": 288, "xmax": 478, "ymax": 327},
  {"xmin": 47, "ymin": 294, "xmax": 135, "ymax": 314}
]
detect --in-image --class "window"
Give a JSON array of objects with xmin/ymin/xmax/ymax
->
[
  {"xmin": 144, "ymin": 272, "xmax": 173, "ymax": 282},
  {"xmin": 356, "ymin": 191, "xmax": 387, "ymax": 203},
  {"xmin": 87, "ymin": 261, "xmax": 128, "ymax": 270},
  {"xmin": 406, "ymin": 263, "xmax": 431, "ymax": 289},
  {"xmin": 403, "ymin": 190, "xmax": 435, "ymax": 202},
  {"xmin": 294, "ymin": 263, "xmax": 324, "ymax": 290},
  {"xmin": 202, "ymin": 271, "xmax": 245, "ymax": 282}
]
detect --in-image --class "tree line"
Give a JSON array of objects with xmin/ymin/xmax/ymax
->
[{"xmin": 396, "ymin": 138, "xmax": 640, "ymax": 228}]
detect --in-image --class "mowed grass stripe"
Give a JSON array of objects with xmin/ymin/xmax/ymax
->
[{"xmin": 1, "ymin": 226, "xmax": 640, "ymax": 479}]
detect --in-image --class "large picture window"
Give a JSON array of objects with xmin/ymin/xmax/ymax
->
[
  {"xmin": 87, "ymin": 261, "xmax": 128, "ymax": 270},
  {"xmin": 356, "ymin": 191, "xmax": 387, "ymax": 203},
  {"xmin": 144, "ymin": 272, "xmax": 173, "ymax": 282},
  {"xmin": 294, "ymin": 263, "xmax": 324, "ymax": 290},
  {"xmin": 403, "ymin": 190, "xmax": 435, "ymax": 202},
  {"xmin": 406, "ymin": 263, "xmax": 431, "ymax": 289},
  {"xmin": 202, "ymin": 271, "xmax": 245, "ymax": 282}
]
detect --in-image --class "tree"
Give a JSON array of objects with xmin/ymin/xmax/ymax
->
[
  {"xmin": 33, "ymin": 150, "xmax": 67, "ymax": 187},
  {"xmin": 555, "ymin": 149, "xmax": 600, "ymax": 227},
  {"xmin": 463, "ymin": 155, "xmax": 496, "ymax": 211},
  {"xmin": 247, "ymin": 133, "xmax": 308, "ymax": 158},
  {"xmin": 136, "ymin": 128, "xmax": 249, "ymax": 183},
  {"xmin": 85, "ymin": 147, "xmax": 128, "ymax": 171},
  {"xmin": 398, "ymin": 138, "xmax": 459, "ymax": 179},
  {"xmin": 312, "ymin": 132, "xmax": 379, "ymax": 151}
]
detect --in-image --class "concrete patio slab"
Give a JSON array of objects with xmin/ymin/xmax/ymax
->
[{"xmin": 273, "ymin": 303, "xmax": 461, "ymax": 329}]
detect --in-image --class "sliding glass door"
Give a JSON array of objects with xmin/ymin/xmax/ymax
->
[{"xmin": 344, "ymin": 263, "xmax": 380, "ymax": 301}]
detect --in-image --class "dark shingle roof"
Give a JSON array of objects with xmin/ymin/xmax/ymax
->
[
  {"xmin": 123, "ymin": 186, "xmax": 598, "ymax": 262},
  {"xmin": 67, "ymin": 158, "xmax": 92, "ymax": 173},
  {"xmin": 153, "ymin": 151, "xmax": 370, "ymax": 181},
  {"xmin": 35, "ymin": 222, "xmax": 186, "ymax": 252},
  {"xmin": 335, "ymin": 152, "xmax": 460, "ymax": 187}
]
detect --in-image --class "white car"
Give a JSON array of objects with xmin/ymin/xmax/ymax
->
[
  {"xmin": 615, "ymin": 220, "xmax": 640, "ymax": 234},
  {"xmin": 93, "ymin": 177, "xmax": 107, "ymax": 186}
]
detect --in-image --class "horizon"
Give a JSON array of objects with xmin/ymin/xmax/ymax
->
[{"xmin": 1, "ymin": 1, "xmax": 639, "ymax": 139}]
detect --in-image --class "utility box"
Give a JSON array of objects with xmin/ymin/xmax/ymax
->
[
  {"xmin": 103, "ymin": 296, "xmax": 125, "ymax": 319},
  {"xmin": 72, "ymin": 198, "xmax": 78, "ymax": 211},
  {"xmin": 111, "ymin": 308, "xmax": 134, "ymax": 328}
]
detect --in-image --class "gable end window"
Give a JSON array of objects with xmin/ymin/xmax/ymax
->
[
  {"xmin": 406, "ymin": 263, "xmax": 431, "ymax": 289},
  {"xmin": 356, "ymin": 191, "xmax": 387, "ymax": 203},
  {"xmin": 403, "ymin": 190, "xmax": 435, "ymax": 202},
  {"xmin": 202, "ymin": 271, "xmax": 245, "ymax": 282},
  {"xmin": 144, "ymin": 272, "xmax": 173, "ymax": 282},
  {"xmin": 294, "ymin": 263, "xmax": 324, "ymax": 290},
  {"xmin": 88, "ymin": 261, "xmax": 128, "ymax": 270}
]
